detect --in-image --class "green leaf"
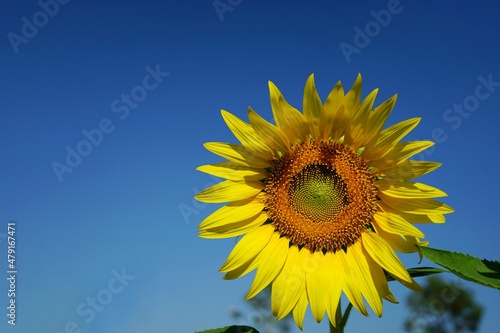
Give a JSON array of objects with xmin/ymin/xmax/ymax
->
[
  {"xmin": 195, "ymin": 326, "xmax": 260, "ymax": 333},
  {"xmin": 386, "ymin": 266, "xmax": 446, "ymax": 282},
  {"xmin": 419, "ymin": 246, "xmax": 500, "ymax": 290}
]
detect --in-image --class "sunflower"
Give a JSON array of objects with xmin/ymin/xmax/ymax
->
[{"xmin": 195, "ymin": 74, "xmax": 453, "ymax": 329}]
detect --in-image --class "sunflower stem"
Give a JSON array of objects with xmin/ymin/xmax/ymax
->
[
  {"xmin": 329, "ymin": 301, "xmax": 353, "ymax": 333},
  {"xmin": 329, "ymin": 300, "xmax": 343, "ymax": 333},
  {"xmin": 339, "ymin": 303, "xmax": 353, "ymax": 328},
  {"xmin": 329, "ymin": 321, "xmax": 339, "ymax": 333}
]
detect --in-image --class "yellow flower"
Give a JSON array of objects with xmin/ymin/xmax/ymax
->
[{"xmin": 195, "ymin": 74, "xmax": 453, "ymax": 329}]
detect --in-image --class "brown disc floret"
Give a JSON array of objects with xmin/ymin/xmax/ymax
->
[{"xmin": 265, "ymin": 140, "xmax": 378, "ymax": 253}]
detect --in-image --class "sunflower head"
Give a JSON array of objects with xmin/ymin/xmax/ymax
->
[{"xmin": 195, "ymin": 74, "xmax": 453, "ymax": 329}]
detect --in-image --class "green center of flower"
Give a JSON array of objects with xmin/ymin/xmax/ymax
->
[
  {"xmin": 289, "ymin": 165, "xmax": 348, "ymax": 223},
  {"xmin": 265, "ymin": 140, "xmax": 378, "ymax": 253}
]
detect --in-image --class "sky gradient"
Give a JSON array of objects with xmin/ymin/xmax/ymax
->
[{"xmin": 1, "ymin": 1, "xmax": 500, "ymax": 332}]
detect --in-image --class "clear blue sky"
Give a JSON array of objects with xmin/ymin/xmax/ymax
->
[{"xmin": 1, "ymin": 1, "xmax": 499, "ymax": 332}]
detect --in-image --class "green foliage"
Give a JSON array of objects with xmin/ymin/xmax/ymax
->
[
  {"xmin": 419, "ymin": 246, "xmax": 500, "ymax": 290},
  {"xmin": 404, "ymin": 276, "xmax": 483, "ymax": 333},
  {"xmin": 386, "ymin": 266, "xmax": 447, "ymax": 281}
]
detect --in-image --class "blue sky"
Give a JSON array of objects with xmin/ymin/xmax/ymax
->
[{"xmin": 1, "ymin": 1, "xmax": 499, "ymax": 332}]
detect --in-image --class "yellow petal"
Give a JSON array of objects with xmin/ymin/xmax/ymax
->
[
  {"xmin": 356, "ymin": 89, "xmax": 378, "ymax": 124},
  {"xmin": 351, "ymin": 242, "xmax": 383, "ymax": 317},
  {"xmin": 379, "ymin": 193, "xmax": 454, "ymax": 215},
  {"xmin": 323, "ymin": 80, "xmax": 347, "ymax": 140},
  {"xmin": 325, "ymin": 252, "xmax": 344, "ymax": 327},
  {"xmin": 373, "ymin": 211, "xmax": 425, "ymax": 238},
  {"xmin": 364, "ymin": 253, "xmax": 398, "ymax": 303},
  {"xmin": 245, "ymin": 233, "xmax": 289, "ymax": 299},
  {"xmin": 196, "ymin": 162, "xmax": 267, "ymax": 181},
  {"xmin": 204, "ymin": 142, "xmax": 271, "ymax": 168},
  {"xmin": 359, "ymin": 94, "xmax": 397, "ymax": 147},
  {"xmin": 306, "ymin": 251, "xmax": 329, "ymax": 322},
  {"xmin": 340, "ymin": 242, "xmax": 383, "ymax": 317},
  {"xmin": 268, "ymin": 81, "xmax": 309, "ymax": 143},
  {"xmin": 272, "ymin": 246, "xmax": 308, "ymax": 319},
  {"xmin": 199, "ymin": 211, "xmax": 267, "ymax": 239},
  {"xmin": 384, "ymin": 140, "xmax": 434, "ymax": 163},
  {"xmin": 344, "ymin": 73, "xmax": 363, "ymax": 112},
  {"xmin": 195, "ymin": 179, "xmax": 264, "ymax": 203},
  {"xmin": 387, "ymin": 273, "xmax": 422, "ymax": 292},
  {"xmin": 324, "ymin": 81, "xmax": 344, "ymax": 116},
  {"xmin": 223, "ymin": 258, "xmax": 259, "ymax": 280},
  {"xmin": 376, "ymin": 117, "xmax": 421, "ymax": 148},
  {"xmin": 362, "ymin": 231, "xmax": 411, "ymax": 283},
  {"xmin": 407, "ymin": 236, "xmax": 429, "ymax": 261},
  {"xmin": 380, "ymin": 160, "xmax": 441, "ymax": 182},
  {"xmin": 370, "ymin": 141, "xmax": 435, "ymax": 172},
  {"xmin": 377, "ymin": 180, "xmax": 447, "ymax": 199},
  {"xmin": 220, "ymin": 225, "xmax": 275, "ymax": 272},
  {"xmin": 401, "ymin": 212, "xmax": 446, "ymax": 224},
  {"xmin": 347, "ymin": 88, "xmax": 378, "ymax": 146},
  {"xmin": 378, "ymin": 201, "xmax": 446, "ymax": 224},
  {"xmin": 363, "ymin": 117, "xmax": 421, "ymax": 161},
  {"xmin": 372, "ymin": 223, "xmax": 426, "ymax": 254},
  {"xmin": 292, "ymin": 290, "xmax": 308, "ymax": 330},
  {"xmin": 248, "ymin": 107, "xmax": 290, "ymax": 153},
  {"xmin": 337, "ymin": 246, "xmax": 367, "ymax": 316},
  {"xmin": 198, "ymin": 194, "xmax": 265, "ymax": 229},
  {"xmin": 303, "ymin": 74, "xmax": 323, "ymax": 139},
  {"xmin": 221, "ymin": 110, "xmax": 274, "ymax": 157}
]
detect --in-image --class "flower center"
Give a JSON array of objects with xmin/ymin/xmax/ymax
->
[
  {"xmin": 265, "ymin": 140, "xmax": 377, "ymax": 253},
  {"xmin": 289, "ymin": 165, "xmax": 348, "ymax": 223}
]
